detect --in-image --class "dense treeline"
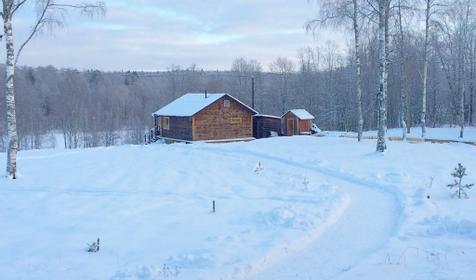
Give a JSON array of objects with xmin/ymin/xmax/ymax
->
[{"xmin": 0, "ymin": 0, "xmax": 475, "ymax": 151}]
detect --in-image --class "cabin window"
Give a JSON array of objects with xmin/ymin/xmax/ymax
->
[
  {"xmin": 223, "ymin": 99, "xmax": 230, "ymax": 108},
  {"xmin": 163, "ymin": 117, "xmax": 170, "ymax": 130},
  {"xmin": 230, "ymin": 117, "xmax": 242, "ymax": 124}
]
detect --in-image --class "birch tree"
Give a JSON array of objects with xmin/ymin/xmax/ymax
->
[
  {"xmin": 307, "ymin": 0, "xmax": 365, "ymax": 141},
  {"xmin": 421, "ymin": 0, "xmax": 435, "ymax": 138},
  {"xmin": 376, "ymin": 0, "xmax": 390, "ymax": 152},
  {"xmin": 396, "ymin": 0, "xmax": 409, "ymax": 140},
  {"xmin": 2, "ymin": 0, "xmax": 104, "ymax": 179},
  {"xmin": 456, "ymin": 0, "xmax": 474, "ymax": 138},
  {"xmin": 353, "ymin": 0, "xmax": 365, "ymax": 141}
]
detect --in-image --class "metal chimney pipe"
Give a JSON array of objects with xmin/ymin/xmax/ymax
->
[{"xmin": 205, "ymin": 90, "xmax": 208, "ymax": 98}]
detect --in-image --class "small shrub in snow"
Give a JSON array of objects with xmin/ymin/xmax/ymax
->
[
  {"xmin": 161, "ymin": 264, "xmax": 180, "ymax": 278},
  {"xmin": 87, "ymin": 238, "xmax": 100, "ymax": 253},
  {"xmin": 427, "ymin": 176, "xmax": 434, "ymax": 200},
  {"xmin": 254, "ymin": 162, "xmax": 264, "ymax": 174},
  {"xmin": 302, "ymin": 177, "xmax": 309, "ymax": 191},
  {"xmin": 447, "ymin": 163, "xmax": 473, "ymax": 199}
]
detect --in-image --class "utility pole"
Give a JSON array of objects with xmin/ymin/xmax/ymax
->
[{"xmin": 251, "ymin": 76, "xmax": 255, "ymax": 109}]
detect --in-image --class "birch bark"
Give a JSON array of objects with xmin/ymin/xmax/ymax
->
[
  {"xmin": 421, "ymin": 0, "xmax": 431, "ymax": 138},
  {"xmin": 398, "ymin": 0, "xmax": 407, "ymax": 140},
  {"xmin": 353, "ymin": 0, "xmax": 364, "ymax": 142},
  {"xmin": 3, "ymin": 1, "xmax": 18, "ymax": 178},
  {"xmin": 376, "ymin": 0, "xmax": 388, "ymax": 152}
]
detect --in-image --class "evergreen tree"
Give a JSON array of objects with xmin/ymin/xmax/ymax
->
[{"xmin": 447, "ymin": 163, "xmax": 474, "ymax": 199}]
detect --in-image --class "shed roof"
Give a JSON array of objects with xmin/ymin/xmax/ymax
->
[
  {"xmin": 153, "ymin": 93, "xmax": 257, "ymax": 117},
  {"xmin": 254, "ymin": 114, "xmax": 281, "ymax": 119},
  {"xmin": 284, "ymin": 109, "xmax": 315, "ymax": 120}
]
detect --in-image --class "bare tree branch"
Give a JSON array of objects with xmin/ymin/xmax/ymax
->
[
  {"xmin": 12, "ymin": 0, "xmax": 28, "ymax": 14},
  {"xmin": 15, "ymin": 0, "xmax": 105, "ymax": 65}
]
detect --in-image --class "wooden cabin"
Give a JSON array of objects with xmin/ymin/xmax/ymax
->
[
  {"xmin": 281, "ymin": 109, "xmax": 315, "ymax": 136},
  {"xmin": 152, "ymin": 93, "xmax": 257, "ymax": 142},
  {"xmin": 253, "ymin": 114, "xmax": 281, "ymax": 139}
]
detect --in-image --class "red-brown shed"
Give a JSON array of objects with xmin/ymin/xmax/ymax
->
[{"xmin": 281, "ymin": 109, "xmax": 315, "ymax": 136}]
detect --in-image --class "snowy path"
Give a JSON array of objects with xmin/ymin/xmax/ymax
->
[
  {"xmin": 199, "ymin": 147, "xmax": 402, "ymax": 280},
  {"xmin": 246, "ymin": 177, "xmax": 400, "ymax": 280}
]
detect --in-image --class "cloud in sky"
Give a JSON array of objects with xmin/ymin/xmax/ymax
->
[{"xmin": 12, "ymin": 0, "xmax": 346, "ymax": 71}]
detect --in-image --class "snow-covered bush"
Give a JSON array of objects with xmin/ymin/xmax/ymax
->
[
  {"xmin": 447, "ymin": 163, "xmax": 473, "ymax": 199},
  {"xmin": 302, "ymin": 177, "xmax": 309, "ymax": 191},
  {"xmin": 254, "ymin": 162, "xmax": 264, "ymax": 174},
  {"xmin": 87, "ymin": 238, "xmax": 100, "ymax": 253}
]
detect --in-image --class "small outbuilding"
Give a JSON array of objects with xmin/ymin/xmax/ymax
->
[
  {"xmin": 253, "ymin": 114, "xmax": 281, "ymax": 139},
  {"xmin": 152, "ymin": 93, "xmax": 257, "ymax": 142},
  {"xmin": 281, "ymin": 109, "xmax": 315, "ymax": 136}
]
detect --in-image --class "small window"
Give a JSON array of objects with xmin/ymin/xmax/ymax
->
[
  {"xmin": 230, "ymin": 117, "xmax": 242, "ymax": 124},
  {"xmin": 163, "ymin": 117, "xmax": 170, "ymax": 130},
  {"xmin": 224, "ymin": 99, "xmax": 230, "ymax": 108}
]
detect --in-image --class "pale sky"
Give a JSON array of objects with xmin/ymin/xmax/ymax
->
[{"xmin": 12, "ymin": 0, "xmax": 345, "ymax": 71}]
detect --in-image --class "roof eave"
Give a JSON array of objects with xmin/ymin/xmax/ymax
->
[{"xmin": 225, "ymin": 94, "xmax": 258, "ymax": 114}]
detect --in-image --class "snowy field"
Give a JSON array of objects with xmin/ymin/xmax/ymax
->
[
  {"xmin": 326, "ymin": 126, "xmax": 476, "ymax": 142},
  {"xmin": 1, "ymin": 134, "xmax": 476, "ymax": 279}
]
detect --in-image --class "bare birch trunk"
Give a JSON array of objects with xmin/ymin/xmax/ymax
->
[
  {"xmin": 376, "ymin": 0, "xmax": 388, "ymax": 152},
  {"xmin": 470, "ymin": 68, "xmax": 474, "ymax": 126},
  {"xmin": 460, "ymin": 65, "xmax": 465, "ymax": 138},
  {"xmin": 353, "ymin": 0, "xmax": 364, "ymax": 142},
  {"xmin": 421, "ymin": 0, "xmax": 431, "ymax": 138},
  {"xmin": 459, "ymin": 3, "xmax": 471, "ymax": 139},
  {"xmin": 3, "ymin": 4, "xmax": 18, "ymax": 179},
  {"xmin": 398, "ymin": 0, "xmax": 407, "ymax": 140},
  {"xmin": 470, "ymin": 48, "xmax": 474, "ymax": 125}
]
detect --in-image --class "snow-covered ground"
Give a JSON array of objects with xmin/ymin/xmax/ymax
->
[
  {"xmin": 326, "ymin": 126, "xmax": 476, "ymax": 142},
  {"xmin": 1, "ymin": 134, "xmax": 475, "ymax": 279}
]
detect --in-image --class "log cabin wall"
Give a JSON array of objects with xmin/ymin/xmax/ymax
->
[
  {"xmin": 161, "ymin": 116, "xmax": 193, "ymax": 141},
  {"xmin": 193, "ymin": 96, "xmax": 253, "ymax": 141}
]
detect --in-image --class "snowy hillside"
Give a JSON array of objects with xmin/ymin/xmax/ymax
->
[{"xmin": 1, "ymin": 136, "xmax": 476, "ymax": 279}]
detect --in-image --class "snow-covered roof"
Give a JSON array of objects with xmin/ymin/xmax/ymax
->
[
  {"xmin": 254, "ymin": 114, "xmax": 281, "ymax": 119},
  {"xmin": 285, "ymin": 109, "xmax": 315, "ymax": 120},
  {"xmin": 153, "ymin": 93, "xmax": 257, "ymax": 117},
  {"xmin": 153, "ymin": 93, "xmax": 224, "ymax": 117}
]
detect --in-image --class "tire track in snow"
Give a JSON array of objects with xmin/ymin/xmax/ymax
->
[{"xmin": 189, "ymin": 145, "xmax": 404, "ymax": 279}]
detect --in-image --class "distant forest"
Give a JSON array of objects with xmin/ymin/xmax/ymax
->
[{"xmin": 0, "ymin": 23, "xmax": 475, "ymax": 151}]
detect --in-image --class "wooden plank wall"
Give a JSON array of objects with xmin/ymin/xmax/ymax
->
[
  {"xmin": 282, "ymin": 112, "xmax": 295, "ymax": 136},
  {"xmin": 193, "ymin": 96, "xmax": 253, "ymax": 141},
  {"xmin": 299, "ymin": 120, "xmax": 311, "ymax": 133},
  {"xmin": 161, "ymin": 116, "xmax": 193, "ymax": 141}
]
